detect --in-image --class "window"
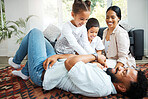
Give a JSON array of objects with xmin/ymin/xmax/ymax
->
[
  {"xmin": 112, "ymin": 0, "xmax": 127, "ymax": 22},
  {"xmin": 90, "ymin": 0, "xmax": 107, "ymax": 27},
  {"xmin": 62, "ymin": 0, "xmax": 127, "ymax": 27},
  {"xmin": 43, "ymin": 0, "xmax": 59, "ymax": 29},
  {"xmin": 62, "ymin": 0, "xmax": 73, "ymax": 23}
]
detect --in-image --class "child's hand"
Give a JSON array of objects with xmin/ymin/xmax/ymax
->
[{"xmin": 97, "ymin": 55, "xmax": 107, "ymax": 67}]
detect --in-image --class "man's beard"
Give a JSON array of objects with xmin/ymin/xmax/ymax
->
[{"xmin": 106, "ymin": 68, "xmax": 120, "ymax": 83}]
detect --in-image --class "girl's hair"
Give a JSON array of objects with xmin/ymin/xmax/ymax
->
[
  {"xmin": 106, "ymin": 6, "xmax": 121, "ymax": 20},
  {"xmin": 72, "ymin": 0, "xmax": 91, "ymax": 14},
  {"xmin": 86, "ymin": 18, "xmax": 100, "ymax": 31}
]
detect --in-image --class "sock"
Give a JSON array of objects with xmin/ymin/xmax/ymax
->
[
  {"xmin": 12, "ymin": 70, "xmax": 29, "ymax": 80},
  {"xmin": 8, "ymin": 57, "xmax": 21, "ymax": 69}
]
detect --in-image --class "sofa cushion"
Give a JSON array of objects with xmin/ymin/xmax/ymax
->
[
  {"xmin": 98, "ymin": 27, "xmax": 107, "ymax": 39},
  {"xmin": 119, "ymin": 21, "xmax": 134, "ymax": 32},
  {"xmin": 43, "ymin": 24, "xmax": 61, "ymax": 42}
]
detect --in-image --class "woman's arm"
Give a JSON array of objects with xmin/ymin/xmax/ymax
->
[{"xmin": 115, "ymin": 29, "xmax": 130, "ymax": 69}]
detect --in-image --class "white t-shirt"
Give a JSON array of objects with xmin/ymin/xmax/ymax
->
[
  {"xmin": 55, "ymin": 21, "xmax": 95, "ymax": 55},
  {"xmin": 90, "ymin": 36, "xmax": 104, "ymax": 51},
  {"xmin": 43, "ymin": 60, "xmax": 117, "ymax": 97}
]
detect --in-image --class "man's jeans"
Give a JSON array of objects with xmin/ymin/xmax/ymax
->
[{"xmin": 13, "ymin": 28, "xmax": 56, "ymax": 86}]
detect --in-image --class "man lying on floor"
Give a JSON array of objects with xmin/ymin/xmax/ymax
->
[{"xmin": 8, "ymin": 28, "xmax": 147, "ymax": 99}]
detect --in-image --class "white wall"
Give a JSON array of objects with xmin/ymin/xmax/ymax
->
[
  {"xmin": 0, "ymin": 0, "xmax": 44, "ymax": 57},
  {"xmin": 0, "ymin": 0, "xmax": 58, "ymax": 56},
  {"xmin": 0, "ymin": 0, "xmax": 29, "ymax": 56},
  {"xmin": 128, "ymin": 0, "xmax": 148, "ymax": 56}
]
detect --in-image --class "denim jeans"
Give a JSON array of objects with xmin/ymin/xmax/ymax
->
[{"xmin": 13, "ymin": 28, "xmax": 56, "ymax": 86}]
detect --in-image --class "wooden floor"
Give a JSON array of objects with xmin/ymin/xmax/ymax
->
[{"xmin": 0, "ymin": 56, "xmax": 148, "ymax": 68}]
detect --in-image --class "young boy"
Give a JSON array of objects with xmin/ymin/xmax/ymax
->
[{"xmin": 86, "ymin": 18, "xmax": 104, "ymax": 55}]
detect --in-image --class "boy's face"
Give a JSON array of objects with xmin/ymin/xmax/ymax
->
[{"xmin": 88, "ymin": 27, "xmax": 99, "ymax": 41}]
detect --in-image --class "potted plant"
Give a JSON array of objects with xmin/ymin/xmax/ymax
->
[{"xmin": 0, "ymin": 15, "xmax": 36, "ymax": 43}]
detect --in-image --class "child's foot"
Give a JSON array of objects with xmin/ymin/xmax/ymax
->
[
  {"xmin": 8, "ymin": 57, "xmax": 21, "ymax": 69},
  {"xmin": 12, "ymin": 70, "xmax": 29, "ymax": 80}
]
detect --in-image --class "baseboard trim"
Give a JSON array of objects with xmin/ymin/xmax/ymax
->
[{"xmin": 144, "ymin": 49, "xmax": 148, "ymax": 57}]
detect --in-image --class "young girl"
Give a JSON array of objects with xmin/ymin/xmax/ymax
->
[
  {"xmin": 86, "ymin": 18, "xmax": 104, "ymax": 55},
  {"xmin": 55, "ymin": 0, "xmax": 95, "ymax": 55}
]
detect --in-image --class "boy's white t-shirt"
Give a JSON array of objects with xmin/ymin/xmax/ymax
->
[
  {"xmin": 55, "ymin": 21, "xmax": 95, "ymax": 55},
  {"xmin": 90, "ymin": 36, "xmax": 105, "ymax": 51}
]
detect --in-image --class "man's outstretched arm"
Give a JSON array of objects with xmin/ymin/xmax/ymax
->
[{"xmin": 65, "ymin": 54, "xmax": 106, "ymax": 71}]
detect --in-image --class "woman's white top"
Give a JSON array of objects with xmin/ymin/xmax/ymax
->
[
  {"xmin": 104, "ymin": 39, "xmax": 110, "ymax": 54},
  {"xmin": 55, "ymin": 21, "xmax": 95, "ymax": 55}
]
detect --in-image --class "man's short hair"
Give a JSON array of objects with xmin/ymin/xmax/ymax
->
[{"xmin": 121, "ymin": 70, "xmax": 147, "ymax": 99}]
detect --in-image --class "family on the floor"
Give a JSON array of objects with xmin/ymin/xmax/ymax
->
[{"xmin": 8, "ymin": 0, "xmax": 147, "ymax": 98}]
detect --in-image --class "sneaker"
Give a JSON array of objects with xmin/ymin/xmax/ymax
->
[{"xmin": 8, "ymin": 57, "xmax": 21, "ymax": 69}]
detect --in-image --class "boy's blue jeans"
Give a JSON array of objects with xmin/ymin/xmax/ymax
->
[{"xmin": 13, "ymin": 28, "xmax": 56, "ymax": 86}]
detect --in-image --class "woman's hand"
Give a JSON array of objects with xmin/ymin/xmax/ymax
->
[
  {"xmin": 43, "ymin": 55, "xmax": 58, "ymax": 70},
  {"xmin": 115, "ymin": 62, "xmax": 124, "ymax": 69}
]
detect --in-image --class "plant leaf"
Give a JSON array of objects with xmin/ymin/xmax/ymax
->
[
  {"xmin": 7, "ymin": 21, "xmax": 19, "ymax": 27},
  {"xmin": 8, "ymin": 25, "xmax": 18, "ymax": 32},
  {"xmin": 25, "ymin": 15, "xmax": 36, "ymax": 22},
  {"xmin": 18, "ymin": 30, "xmax": 25, "ymax": 34},
  {"xmin": 17, "ymin": 18, "xmax": 26, "ymax": 28}
]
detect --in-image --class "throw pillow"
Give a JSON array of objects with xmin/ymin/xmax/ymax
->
[{"xmin": 43, "ymin": 24, "xmax": 61, "ymax": 42}]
